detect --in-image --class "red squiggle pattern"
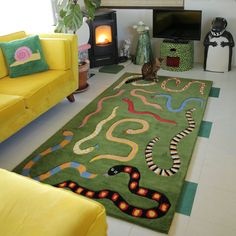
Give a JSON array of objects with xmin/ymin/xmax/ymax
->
[
  {"xmin": 79, "ymin": 90, "xmax": 125, "ymax": 128},
  {"xmin": 123, "ymin": 98, "xmax": 176, "ymax": 125}
]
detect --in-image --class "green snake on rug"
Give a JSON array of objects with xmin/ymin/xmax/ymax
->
[
  {"xmin": 145, "ymin": 108, "xmax": 196, "ymax": 176},
  {"xmin": 22, "ymin": 131, "xmax": 97, "ymax": 180},
  {"xmin": 90, "ymin": 118, "xmax": 149, "ymax": 162},
  {"xmin": 54, "ymin": 165, "xmax": 171, "ymax": 219},
  {"xmin": 161, "ymin": 77, "xmax": 206, "ymax": 95}
]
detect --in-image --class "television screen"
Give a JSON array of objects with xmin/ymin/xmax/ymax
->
[{"xmin": 153, "ymin": 9, "xmax": 202, "ymax": 41}]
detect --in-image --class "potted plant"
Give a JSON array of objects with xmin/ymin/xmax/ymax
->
[
  {"xmin": 54, "ymin": 0, "xmax": 101, "ymax": 34},
  {"xmin": 54, "ymin": 0, "xmax": 101, "ymax": 91}
]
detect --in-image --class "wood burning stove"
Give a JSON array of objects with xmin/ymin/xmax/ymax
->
[{"xmin": 88, "ymin": 9, "xmax": 118, "ymax": 68}]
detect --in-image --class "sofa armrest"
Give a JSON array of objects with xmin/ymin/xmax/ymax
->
[
  {"xmin": 0, "ymin": 168, "xmax": 108, "ymax": 236},
  {"xmin": 38, "ymin": 33, "xmax": 78, "ymax": 82},
  {"xmin": 40, "ymin": 38, "xmax": 71, "ymax": 70}
]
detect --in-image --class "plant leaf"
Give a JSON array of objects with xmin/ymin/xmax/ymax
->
[
  {"xmin": 90, "ymin": 0, "xmax": 101, "ymax": 8},
  {"xmin": 54, "ymin": 0, "xmax": 101, "ymax": 33},
  {"xmin": 59, "ymin": 9, "xmax": 67, "ymax": 18},
  {"xmin": 84, "ymin": 0, "xmax": 101, "ymax": 19},
  {"xmin": 63, "ymin": 4, "xmax": 83, "ymax": 32},
  {"xmin": 54, "ymin": 19, "xmax": 67, "ymax": 33}
]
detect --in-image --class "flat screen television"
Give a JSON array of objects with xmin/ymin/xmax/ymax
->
[{"xmin": 153, "ymin": 9, "xmax": 202, "ymax": 42}]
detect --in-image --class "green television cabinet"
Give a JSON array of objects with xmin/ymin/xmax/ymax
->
[{"xmin": 160, "ymin": 40, "xmax": 194, "ymax": 71}]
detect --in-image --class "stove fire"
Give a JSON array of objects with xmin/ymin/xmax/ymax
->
[
  {"xmin": 96, "ymin": 25, "xmax": 112, "ymax": 45},
  {"xmin": 88, "ymin": 9, "xmax": 118, "ymax": 68}
]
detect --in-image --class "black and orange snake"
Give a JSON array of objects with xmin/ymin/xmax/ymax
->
[{"xmin": 55, "ymin": 165, "xmax": 171, "ymax": 219}]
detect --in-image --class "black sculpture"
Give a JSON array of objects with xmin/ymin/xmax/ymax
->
[{"xmin": 203, "ymin": 17, "xmax": 234, "ymax": 72}]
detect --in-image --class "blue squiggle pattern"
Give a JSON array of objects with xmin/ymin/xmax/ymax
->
[{"xmin": 154, "ymin": 94, "xmax": 204, "ymax": 112}]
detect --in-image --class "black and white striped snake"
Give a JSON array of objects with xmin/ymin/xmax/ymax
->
[{"xmin": 145, "ymin": 108, "xmax": 196, "ymax": 177}]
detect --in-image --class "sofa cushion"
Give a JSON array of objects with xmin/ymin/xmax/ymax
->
[
  {"xmin": 0, "ymin": 94, "xmax": 26, "ymax": 124},
  {"xmin": 0, "ymin": 35, "xmax": 48, "ymax": 78},
  {"xmin": 0, "ymin": 70, "xmax": 72, "ymax": 113},
  {"xmin": 40, "ymin": 38, "xmax": 71, "ymax": 70},
  {"xmin": 0, "ymin": 168, "xmax": 107, "ymax": 236},
  {"xmin": 0, "ymin": 94, "xmax": 29, "ymax": 141},
  {"xmin": 0, "ymin": 31, "xmax": 27, "ymax": 79}
]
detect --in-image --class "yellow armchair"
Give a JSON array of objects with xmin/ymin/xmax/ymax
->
[{"xmin": 0, "ymin": 168, "xmax": 107, "ymax": 236}]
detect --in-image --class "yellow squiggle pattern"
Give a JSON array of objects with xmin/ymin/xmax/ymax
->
[
  {"xmin": 130, "ymin": 89, "xmax": 163, "ymax": 110},
  {"xmin": 73, "ymin": 106, "xmax": 119, "ymax": 155},
  {"xmin": 90, "ymin": 118, "xmax": 149, "ymax": 162},
  {"xmin": 161, "ymin": 77, "xmax": 206, "ymax": 95}
]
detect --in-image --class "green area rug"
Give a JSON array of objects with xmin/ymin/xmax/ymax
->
[{"xmin": 14, "ymin": 73, "xmax": 212, "ymax": 233}]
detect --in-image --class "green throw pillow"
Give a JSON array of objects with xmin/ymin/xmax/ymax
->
[{"xmin": 0, "ymin": 35, "xmax": 48, "ymax": 78}]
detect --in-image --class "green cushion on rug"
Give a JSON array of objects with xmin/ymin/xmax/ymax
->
[
  {"xmin": 14, "ymin": 73, "xmax": 212, "ymax": 233},
  {"xmin": 99, "ymin": 64, "xmax": 124, "ymax": 74},
  {"xmin": 0, "ymin": 35, "xmax": 48, "ymax": 78}
]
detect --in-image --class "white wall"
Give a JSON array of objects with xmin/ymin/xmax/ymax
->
[
  {"xmin": 115, "ymin": 0, "xmax": 236, "ymax": 65},
  {"xmin": 1, "ymin": 0, "xmax": 235, "ymax": 65},
  {"xmin": 0, "ymin": 0, "xmax": 54, "ymax": 35}
]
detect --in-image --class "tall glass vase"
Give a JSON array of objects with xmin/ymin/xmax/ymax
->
[{"xmin": 135, "ymin": 31, "xmax": 152, "ymax": 65}]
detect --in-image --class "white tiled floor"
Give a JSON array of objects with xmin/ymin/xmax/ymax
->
[{"xmin": 0, "ymin": 62, "xmax": 236, "ymax": 235}]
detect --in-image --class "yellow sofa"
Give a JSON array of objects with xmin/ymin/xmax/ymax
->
[
  {"xmin": 0, "ymin": 168, "xmax": 107, "ymax": 236},
  {"xmin": 0, "ymin": 31, "xmax": 78, "ymax": 143}
]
